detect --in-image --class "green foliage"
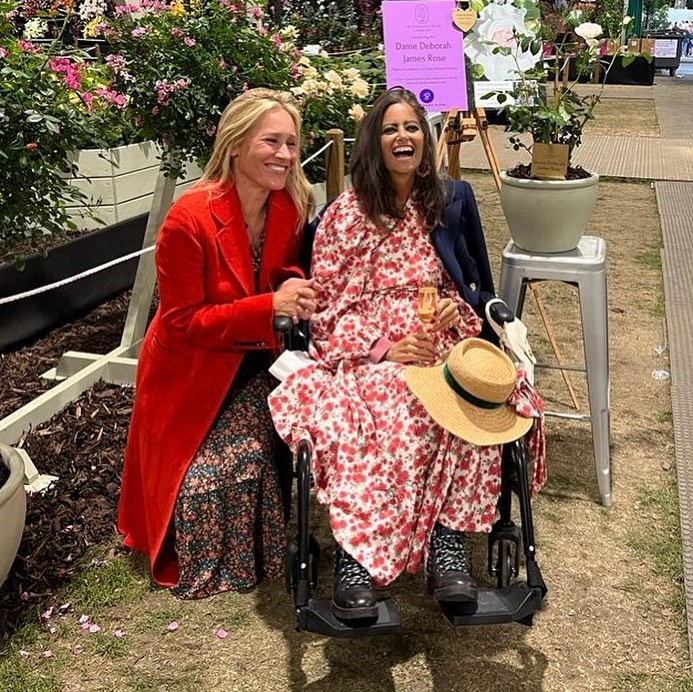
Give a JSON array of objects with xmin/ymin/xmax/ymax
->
[
  {"xmin": 292, "ymin": 49, "xmax": 383, "ymax": 180},
  {"xmin": 0, "ymin": 23, "xmax": 137, "ymax": 264},
  {"xmin": 101, "ymin": 0, "xmax": 297, "ymax": 177},
  {"xmin": 278, "ymin": 0, "xmax": 381, "ymax": 52}
]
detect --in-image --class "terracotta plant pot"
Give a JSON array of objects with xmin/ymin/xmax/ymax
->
[
  {"xmin": 0, "ymin": 443, "xmax": 27, "ymax": 588},
  {"xmin": 499, "ymin": 170, "xmax": 600, "ymax": 254}
]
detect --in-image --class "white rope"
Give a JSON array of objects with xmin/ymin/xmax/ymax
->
[
  {"xmin": 2, "ymin": 139, "xmax": 343, "ymax": 308},
  {"xmin": 301, "ymin": 140, "xmax": 333, "ymax": 167},
  {"xmin": 0, "ymin": 246, "xmax": 153, "ymax": 306}
]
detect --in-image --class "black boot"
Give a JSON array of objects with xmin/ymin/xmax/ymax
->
[
  {"xmin": 332, "ymin": 546, "xmax": 379, "ymax": 621},
  {"xmin": 427, "ymin": 523, "xmax": 478, "ymax": 604}
]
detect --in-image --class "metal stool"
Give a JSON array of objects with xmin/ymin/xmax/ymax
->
[{"xmin": 498, "ymin": 236, "xmax": 611, "ymax": 507}]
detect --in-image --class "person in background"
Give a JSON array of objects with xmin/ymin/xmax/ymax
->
[
  {"xmin": 269, "ymin": 87, "xmax": 546, "ymax": 622},
  {"xmin": 119, "ymin": 88, "xmax": 317, "ymax": 598}
]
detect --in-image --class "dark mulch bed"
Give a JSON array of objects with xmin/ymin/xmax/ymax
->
[{"xmin": 0, "ymin": 292, "xmax": 134, "ymax": 643}]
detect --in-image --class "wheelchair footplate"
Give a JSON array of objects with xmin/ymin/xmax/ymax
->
[
  {"xmin": 439, "ymin": 583, "xmax": 544, "ymax": 627},
  {"xmin": 296, "ymin": 598, "xmax": 401, "ymax": 638}
]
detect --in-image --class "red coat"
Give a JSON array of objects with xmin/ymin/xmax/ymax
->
[{"xmin": 118, "ymin": 183, "xmax": 303, "ymax": 587}]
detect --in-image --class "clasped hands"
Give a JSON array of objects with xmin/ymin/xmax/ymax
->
[
  {"xmin": 385, "ymin": 297, "xmax": 459, "ymax": 364},
  {"xmin": 274, "ymin": 277, "xmax": 319, "ymax": 324}
]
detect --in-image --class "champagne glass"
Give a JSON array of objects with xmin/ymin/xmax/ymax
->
[{"xmin": 417, "ymin": 286, "xmax": 438, "ymax": 328}]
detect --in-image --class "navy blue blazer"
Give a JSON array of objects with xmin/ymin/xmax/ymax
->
[{"xmin": 430, "ymin": 179, "xmax": 495, "ymax": 316}]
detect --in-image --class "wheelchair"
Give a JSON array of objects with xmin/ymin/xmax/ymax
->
[{"xmin": 274, "ymin": 297, "xmax": 548, "ymax": 639}]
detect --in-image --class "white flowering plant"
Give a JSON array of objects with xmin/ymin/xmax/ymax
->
[{"xmin": 487, "ymin": 7, "xmax": 646, "ymax": 177}]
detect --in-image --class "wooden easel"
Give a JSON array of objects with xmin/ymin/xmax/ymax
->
[
  {"xmin": 435, "ymin": 107, "xmax": 502, "ymax": 190},
  {"xmin": 435, "ymin": 106, "xmax": 580, "ymax": 410}
]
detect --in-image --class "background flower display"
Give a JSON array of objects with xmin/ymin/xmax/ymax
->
[
  {"xmin": 0, "ymin": 1, "xmax": 139, "ymax": 265},
  {"xmin": 99, "ymin": 0, "xmax": 298, "ymax": 176}
]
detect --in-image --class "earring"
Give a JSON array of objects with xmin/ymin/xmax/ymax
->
[{"xmin": 416, "ymin": 162, "xmax": 432, "ymax": 178}]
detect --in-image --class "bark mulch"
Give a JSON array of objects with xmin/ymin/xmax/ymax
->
[{"xmin": 0, "ymin": 292, "xmax": 134, "ymax": 643}]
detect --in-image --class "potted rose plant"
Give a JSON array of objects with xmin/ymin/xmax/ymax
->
[{"xmin": 486, "ymin": 10, "xmax": 643, "ymax": 253}]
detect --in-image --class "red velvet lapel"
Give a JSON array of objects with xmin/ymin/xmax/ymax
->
[{"xmin": 209, "ymin": 184, "xmax": 254, "ymax": 296}]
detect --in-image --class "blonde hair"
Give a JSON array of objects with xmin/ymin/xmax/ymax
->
[{"xmin": 201, "ymin": 88, "xmax": 313, "ymax": 228}]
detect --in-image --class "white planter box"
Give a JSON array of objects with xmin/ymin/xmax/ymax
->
[{"xmin": 67, "ymin": 142, "xmax": 202, "ymax": 229}]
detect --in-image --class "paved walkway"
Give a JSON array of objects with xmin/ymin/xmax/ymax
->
[{"xmin": 462, "ymin": 70, "xmax": 693, "ymax": 672}]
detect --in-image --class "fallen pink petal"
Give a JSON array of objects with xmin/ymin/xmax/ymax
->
[
  {"xmin": 80, "ymin": 622, "xmax": 90, "ymax": 630},
  {"xmin": 73, "ymin": 645, "xmax": 83, "ymax": 655},
  {"xmin": 215, "ymin": 628, "xmax": 229, "ymax": 639},
  {"xmin": 113, "ymin": 629, "xmax": 126, "ymax": 638},
  {"xmin": 41, "ymin": 607, "xmax": 54, "ymax": 620},
  {"xmin": 42, "ymin": 650, "xmax": 53, "ymax": 658},
  {"xmin": 19, "ymin": 650, "xmax": 31, "ymax": 659},
  {"xmin": 166, "ymin": 621, "xmax": 179, "ymax": 632},
  {"xmin": 88, "ymin": 623, "xmax": 101, "ymax": 633},
  {"xmin": 78, "ymin": 614, "xmax": 89, "ymax": 624}
]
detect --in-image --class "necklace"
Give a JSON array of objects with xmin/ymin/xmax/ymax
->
[{"xmin": 246, "ymin": 205, "xmax": 268, "ymax": 273}]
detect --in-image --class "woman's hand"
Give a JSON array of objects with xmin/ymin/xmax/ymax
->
[
  {"xmin": 432, "ymin": 297, "xmax": 459, "ymax": 332},
  {"xmin": 273, "ymin": 277, "xmax": 319, "ymax": 323},
  {"xmin": 385, "ymin": 331, "xmax": 436, "ymax": 364}
]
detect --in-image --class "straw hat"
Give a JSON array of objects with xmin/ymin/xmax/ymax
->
[{"xmin": 404, "ymin": 338, "xmax": 533, "ymax": 446}]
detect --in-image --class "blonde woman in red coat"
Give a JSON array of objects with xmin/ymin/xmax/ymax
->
[{"xmin": 118, "ymin": 89, "xmax": 316, "ymax": 598}]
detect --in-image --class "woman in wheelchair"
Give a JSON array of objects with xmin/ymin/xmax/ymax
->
[
  {"xmin": 269, "ymin": 87, "xmax": 546, "ymax": 623},
  {"xmin": 118, "ymin": 89, "xmax": 318, "ymax": 599}
]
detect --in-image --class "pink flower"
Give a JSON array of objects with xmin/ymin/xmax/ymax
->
[
  {"xmin": 170, "ymin": 27, "xmax": 183, "ymax": 37},
  {"xmin": 26, "ymin": 142, "xmax": 38, "ymax": 150},
  {"xmin": 176, "ymin": 78, "xmax": 189, "ymax": 88},
  {"xmin": 183, "ymin": 36, "xmax": 196, "ymax": 47},
  {"xmin": 0, "ymin": 47, "xmax": 9, "ymax": 59},
  {"xmin": 205, "ymin": 125, "xmax": 217, "ymax": 137},
  {"xmin": 131, "ymin": 27, "xmax": 148, "ymax": 38},
  {"xmin": 219, "ymin": 59, "xmax": 226, "ymax": 69},
  {"xmin": 215, "ymin": 628, "xmax": 229, "ymax": 639},
  {"xmin": 270, "ymin": 33, "xmax": 281, "ymax": 48},
  {"xmin": 250, "ymin": 6, "xmax": 264, "ymax": 18},
  {"xmin": 18, "ymin": 40, "xmax": 41, "ymax": 53},
  {"xmin": 151, "ymin": 106, "xmax": 160, "ymax": 115}
]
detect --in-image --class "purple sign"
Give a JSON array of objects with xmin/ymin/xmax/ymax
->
[{"xmin": 382, "ymin": 0, "xmax": 467, "ymax": 112}]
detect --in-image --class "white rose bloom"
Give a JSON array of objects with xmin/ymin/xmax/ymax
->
[
  {"xmin": 349, "ymin": 104, "xmax": 365, "ymax": 121},
  {"xmin": 350, "ymin": 78, "xmax": 370, "ymax": 99},
  {"xmin": 23, "ymin": 17, "xmax": 47, "ymax": 39},
  {"xmin": 464, "ymin": 1, "xmax": 542, "ymax": 82},
  {"xmin": 300, "ymin": 78, "xmax": 320, "ymax": 96},
  {"xmin": 574, "ymin": 22, "xmax": 603, "ymax": 40},
  {"xmin": 622, "ymin": 15, "xmax": 632, "ymax": 25},
  {"xmin": 324, "ymin": 70, "xmax": 343, "ymax": 89},
  {"xmin": 343, "ymin": 67, "xmax": 360, "ymax": 81}
]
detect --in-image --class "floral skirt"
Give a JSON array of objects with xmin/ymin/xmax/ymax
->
[{"xmin": 171, "ymin": 370, "xmax": 285, "ymax": 599}]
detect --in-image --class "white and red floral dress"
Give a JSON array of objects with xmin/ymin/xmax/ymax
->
[{"xmin": 269, "ymin": 189, "xmax": 545, "ymax": 587}]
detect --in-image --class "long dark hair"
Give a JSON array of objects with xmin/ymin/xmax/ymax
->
[{"xmin": 350, "ymin": 87, "xmax": 446, "ymax": 230}]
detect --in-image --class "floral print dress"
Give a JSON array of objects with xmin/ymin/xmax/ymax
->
[{"xmin": 269, "ymin": 189, "xmax": 546, "ymax": 588}]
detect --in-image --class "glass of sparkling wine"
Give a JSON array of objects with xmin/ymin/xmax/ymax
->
[{"xmin": 417, "ymin": 286, "xmax": 438, "ymax": 328}]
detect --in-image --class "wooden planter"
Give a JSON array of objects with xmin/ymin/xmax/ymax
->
[
  {"xmin": 67, "ymin": 142, "xmax": 202, "ymax": 230},
  {"xmin": 0, "ymin": 443, "xmax": 26, "ymax": 589},
  {"xmin": 0, "ymin": 215, "xmax": 147, "ymax": 352}
]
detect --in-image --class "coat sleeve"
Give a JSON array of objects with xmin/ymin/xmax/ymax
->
[
  {"xmin": 458, "ymin": 182, "xmax": 495, "ymax": 297},
  {"xmin": 155, "ymin": 204, "xmax": 277, "ymax": 351},
  {"xmin": 307, "ymin": 195, "xmax": 385, "ymax": 367}
]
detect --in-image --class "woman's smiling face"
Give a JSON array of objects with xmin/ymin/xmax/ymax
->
[{"xmin": 380, "ymin": 101, "xmax": 425, "ymax": 180}]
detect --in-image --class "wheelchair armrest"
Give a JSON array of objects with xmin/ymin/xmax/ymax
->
[
  {"xmin": 486, "ymin": 299, "xmax": 515, "ymax": 327},
  {"xmin": 273, "ymin": 316, "xmax": 296, "ymax": 333}
]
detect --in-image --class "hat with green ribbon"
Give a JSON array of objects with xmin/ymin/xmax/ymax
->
[{"xmin": 404, "ymin": 338, "xmax": 532, "ymax": 446}]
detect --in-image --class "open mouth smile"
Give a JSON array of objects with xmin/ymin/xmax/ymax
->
[{"xmin": 392, "ymin": 145, "xmax": 415, "ymax": 159}]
